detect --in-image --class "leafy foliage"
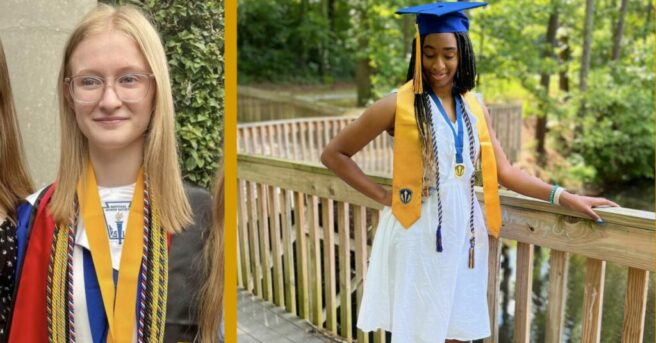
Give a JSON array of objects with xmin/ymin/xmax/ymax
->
[
  {"xmin": 105, "ymin": 0, "xmax": 224, "ymax": 188},
  {"xmin": 574, "ymin": 63, "xmax": 654, "ymax": 182},
  {"xmin": 475, "ymin": 0, "xmax": 654, "ymax": 185},
  {"xmin": 351, "ymin": 0, "xmax": 411, "ymax": 99},
  {"xmin": 237, "ymin": 0, "xmax": 355, "ymax": 84}
]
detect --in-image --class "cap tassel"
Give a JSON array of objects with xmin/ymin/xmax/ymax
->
[
  {"xmin": 413, "ymin": 23, "xmax": 423, "ymax": 95},
  {"xmin": 435, "ymin": 225, "xmax": 443, "ymax": 252}
]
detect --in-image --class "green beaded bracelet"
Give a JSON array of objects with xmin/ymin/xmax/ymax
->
[{"xmin": 549, "ymin": 185, "xmax": 558, "ymax": 204}]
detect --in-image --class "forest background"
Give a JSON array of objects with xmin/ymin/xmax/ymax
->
[{"xmin": 238, "ymin": 0, "xmax": 654, "ymax": 207}]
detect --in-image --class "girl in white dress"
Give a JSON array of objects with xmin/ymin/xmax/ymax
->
[{"xmin": 321, "ymin": 2, "xmax": 617, "ymax": 342}]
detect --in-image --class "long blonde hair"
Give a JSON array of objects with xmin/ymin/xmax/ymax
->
[
  {"xmin": 197, "ymin": 166, "xmax": 224, "ymax": 342},
  {"xmin": 0, "ymin": 38, "xmax": 34, "ymax": 220},
  {"xmin": 50, "ymin": 4, "xmax": 192, "ymax": 232}
]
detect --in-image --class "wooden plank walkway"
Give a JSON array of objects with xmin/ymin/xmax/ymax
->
[{"xmin": 238, "ymin": 289, "xmax": 339, "ymax": 343}]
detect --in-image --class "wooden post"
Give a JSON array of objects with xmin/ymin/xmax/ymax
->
[
  {"xmin": 374, "ymin": 330, "xmax": 386, "ymax": 343},
  {"xmin": 294, "ymin": 191, "xmax": 310, "ymax": 320},
  {"xmin": 267, "ymin": 123, "xmax": 275, "ymax": 157},
  {"xmin": 282, "ymin": 123, "xmax": 291, "ymax": 160},
  {"xmin": 235, "ymin": 154, "xmax": 656, "ymax": 343},
  {"xmin": 621, "ymin": 268, "xmax": 649, "ymax": 343},
  {"xmin": 268, "ymin": 186, "xmax": 285, "ymax": 307},
  {"xmin": 545, "ymin": 250, "xmax": 569, "ymax": 343},
  {"xmin": 255, "ymin": 126, "xmax": 264, "ymax": 155},
  {"xmin": 316, "ymin": 120, "xmax": 325, "ymax": 153},
  {"xmin": 281, "ymin": 189, "xmax": 297, "ymax": 314},
  {"xmin": 354, "ymin": 205, "xmax": 369, "ymax": 343},
  {"xmin": 581, "ymin": 258, "xmax": 606, "ymax": 343},
  {"xmin": 274, "ymin": 124, "xmax": 283, "ymax": 158},
  {"xmin": 322, "ymin": 197, "xmax": 337, "ymax": 333},
  {"xmin": 308, "ymin": 195, "xmax": 323, "ymax": 326},
  {"xmin": 237, "ymin": 128, "xmax": 246, "ymax": 153},
  {"xmin": 484, "ymin": 236, "xmax": 502, "ymax": 343},
  {"xmin": 299, "ymin": 121, "xmax": 308, "ymax": 161},
  {"xmin": 243, "ymin": 126, "xmax": 251, "ymax": 154},
  {"xmin": 257, "ymin": 183, "xmax": 273, "ymax": 301},
  {"xmin": 323, "ymin": 119, "xmax": 331, "ymax": 152},
  {"xmin": 237, "ymin": 180, "xmax": 252, "ymax": 290},
  {"xmin": 291, "ymin": 122, "xmax": 298, "ymax": 160},
  {"xmin": 309, "ymin": 121, "xmax": 317, "ymax": 162},
  {"xmin": 247, "ymin": 181, "xmax": 262, "ymax": 296},
  {"xmin": 236, "ymin": 238, "xmax": 243, "ymax": 288},
  {"xmin": 338, "ymin": 201, "xmax": 353, "ymax": 341},
  {"xmin": 514, "ymin": 242, "xmax": 534, "ymax": 343}
]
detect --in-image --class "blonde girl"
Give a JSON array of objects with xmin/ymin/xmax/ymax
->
[{"xmin": 9, "ymin": 4, "xmax": 192, "ymax": 342}]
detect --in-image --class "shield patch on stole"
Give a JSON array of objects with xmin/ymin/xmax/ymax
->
[{"xmin": 399, "ymin": 188, "xmax": 412, "ymax": 205}]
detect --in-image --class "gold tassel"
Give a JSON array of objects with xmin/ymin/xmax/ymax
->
[
  {"xmin": 468, "ymin": 245, "xmax": 475, "ymax": 269},
  {"xmin": 413, "ymin": 23, "xmax": 423, "ymax": 95}
]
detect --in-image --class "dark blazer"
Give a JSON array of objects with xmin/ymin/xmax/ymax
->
[{"xmin": 164, "ymin": 182, "xmax": 212, "ymax": 343}]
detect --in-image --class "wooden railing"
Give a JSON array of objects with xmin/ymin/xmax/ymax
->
[
  {"xmin": 238, "ymin": 86, "xmax": 347, "ymax": 122},
  {"xmin": 237, "ymin": 154, "xmax": 655, "ymax": 343},
  {"xmin": 238, "ymin": 106, "xmax": 522, "ymax": 168},
  {"xmin": 238, "ymin": 117, "xmax": 393, "ymax": 174}
]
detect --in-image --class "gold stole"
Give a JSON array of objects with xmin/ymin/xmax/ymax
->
[
  {"xmin": 77, "ymin": 161, "xmax": 145, "ymax": 342},
  {"xmin": 391, "ymin": 81, "xmax": 502, "ymax": 237}
]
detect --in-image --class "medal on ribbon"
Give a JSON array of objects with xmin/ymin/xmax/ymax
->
[
  {"xmin": 428, "ymin": 89, "xmax": 465, "ymax": 178},
  {"xmin": 455, "ymin": 163, "xmax": 465, "ymax": 177}
]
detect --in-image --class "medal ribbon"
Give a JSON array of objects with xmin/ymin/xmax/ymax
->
[
  {"xmin": 427, "ymin": 89, "xmax": 464, "ymax": 166},
  {"xmin": 77, "ymin": 161, "xmax": 144, "ymax": 342}
]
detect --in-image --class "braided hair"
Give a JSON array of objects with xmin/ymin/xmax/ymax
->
[{"xmin": 405, "ymin": 32, "xmax": 477, "ymax": 184}]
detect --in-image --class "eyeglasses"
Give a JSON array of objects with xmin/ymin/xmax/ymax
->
[{"xmin": 65, "ymin": 72, "xmax": 154, "ymax": 104}]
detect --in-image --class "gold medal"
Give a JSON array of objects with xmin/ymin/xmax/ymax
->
[{"xmin": 455, "ymin": 163, "xmax": 465, "ymax": 177}]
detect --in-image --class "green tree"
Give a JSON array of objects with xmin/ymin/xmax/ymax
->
[
  {"xmin": 475, "ymin": 0, "xmax": 654, "ymax": 186},
  {"xmin": 238, "ymin": 0, "xmax": 355, "ymax": 84}
]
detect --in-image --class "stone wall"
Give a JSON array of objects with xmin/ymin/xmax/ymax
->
[{"xmin": 0, "ymin": 0, "xmax": 96, "ymax": 187}]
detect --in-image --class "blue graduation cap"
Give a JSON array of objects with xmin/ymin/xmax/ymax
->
[{"xmin": 396, "ymin": 2, "xmax": 487, "ymax": 93}]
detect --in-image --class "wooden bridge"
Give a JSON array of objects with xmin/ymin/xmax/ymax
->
[
  {"xmin": 236, "ymin": 155, "xmax": 654, "ymax": 343},
  {"xmin": 238, "ymin": 86, "xmax": 350, "ymax": 122},
  {"xmin": 236, "ymin": 117, "xmax": 654, "ymax": 342},
  {"xmin": 237, "ymin": 87, "xmax": 523, "ymax": 163},
  {"xmin": 238, "ymin": 289, "xmax": 335, "ymax": 343}
]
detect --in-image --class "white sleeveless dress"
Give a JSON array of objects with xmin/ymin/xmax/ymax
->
[{"xmin": 357, "ymin": 94, "xmax": 491, "ymax": 342}]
